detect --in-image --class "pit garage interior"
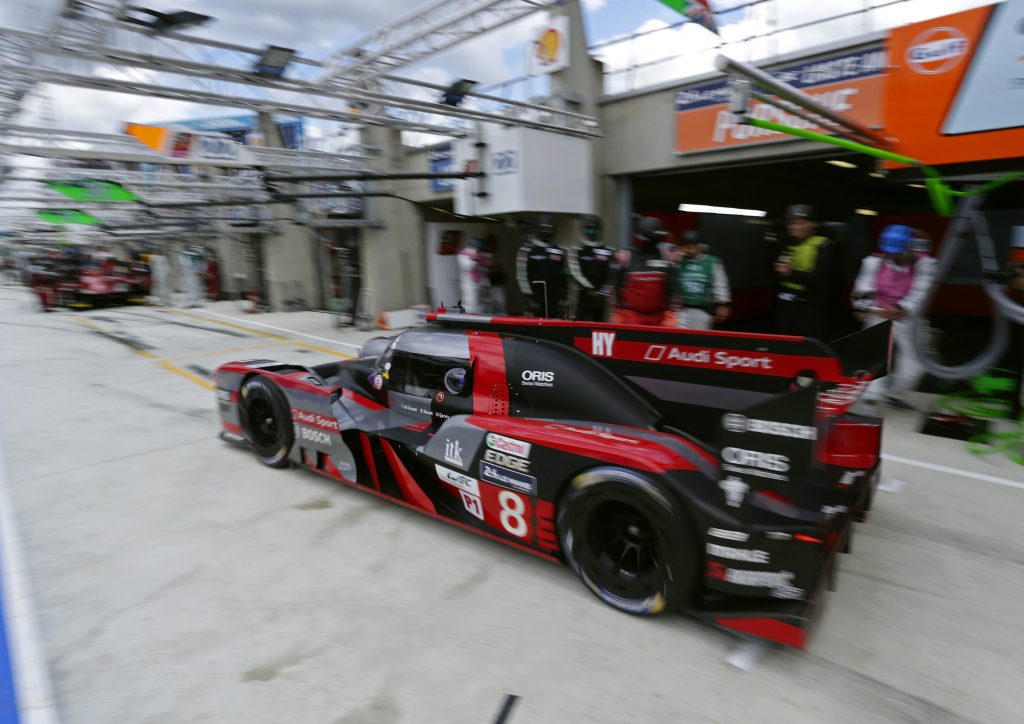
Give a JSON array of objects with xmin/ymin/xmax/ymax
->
[{"xmin": 2, "ymin": 2, "xmax": 1024, "ymax": 724}]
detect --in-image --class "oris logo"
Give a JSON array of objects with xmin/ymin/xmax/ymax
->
[
  {"xmin": 907, "ymin": 27, "xmax": 969, "ymax": 75},
  {"xmin": 722, "ymin": 447, "xmax": 790, "ymax": 473},
  {"xmin": 521, "ymin": 370, "xmax": 555, "ymax": 387}
]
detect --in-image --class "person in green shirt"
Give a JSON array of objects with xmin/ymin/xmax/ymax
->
[{"xmin": 672, "ymin": 231, "xmax": 731, "ymax": 330}]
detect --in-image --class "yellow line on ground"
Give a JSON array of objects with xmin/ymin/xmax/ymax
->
[
  {"xmin": 73, "ymin": 314, "xmax": 212, "ymax": 389},
  {"xmin": 165, "ymin": 307, "xmax": 353, "ymax": 358},
  {"xmin": 158, "ymin": 360, "xmax": 216, "ymax": 390},
  {"xmin": 159, "ymin": 343, "xmax": 284, "ymax": 363}
]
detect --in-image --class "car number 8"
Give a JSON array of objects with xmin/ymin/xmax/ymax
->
[{"xmin": 498, "ymin": 490, "xmax": 527, "ymax": 538}]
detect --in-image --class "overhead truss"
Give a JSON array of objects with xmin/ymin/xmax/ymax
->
[{"xmin": 322, "ymin": 0, "xmax": 558, "ymax": 84}]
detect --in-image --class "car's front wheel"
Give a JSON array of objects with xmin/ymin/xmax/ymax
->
[
  {"xmin": 238, "ymin": 376, "xmax": 293, "ymax": 468},
  {"xmin": 558, "ymin": 467, "xmax": 696, "ymax": 615}
]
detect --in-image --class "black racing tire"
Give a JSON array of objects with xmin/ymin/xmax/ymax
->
[
  {"xmin": 238, "ymin": 376, "xmax": 294, "ymax": 468},
  {"xmin": 557, "ymin": 467, "xmax": 697, "ymax": 615}
]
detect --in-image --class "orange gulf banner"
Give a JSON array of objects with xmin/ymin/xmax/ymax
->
[
  {"xmin": 674, "ymin": 44, "xmax": 887, "ymax": 154},
  {"xmin": 124, "ymin": 123, "xmax": 170, "ymax": 154},
  {"xmin": 886, "ymin": 2, "xmax": 1024, "ymax": 166}
]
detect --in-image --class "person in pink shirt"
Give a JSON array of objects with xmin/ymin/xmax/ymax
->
[{"xmin": 852, "ymin": 225, "xmax": 936, "ymax": 412}]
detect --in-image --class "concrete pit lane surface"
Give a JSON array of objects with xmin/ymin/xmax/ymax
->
[{"xmin": 0, "ymin": 286, "xmax": 1022, "ymax": 723}]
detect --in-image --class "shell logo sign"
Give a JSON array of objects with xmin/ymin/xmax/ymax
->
[
  {"xmin": 536, "ymin": 27, "xmax": 562, "ymax": 65},
  {"xmin": 906, "ymin": 27, "xmax": 970, "ymax": 74},
  {"xmin": 530, "ymin": 15, "xmax": 569, "ymax": 74}
]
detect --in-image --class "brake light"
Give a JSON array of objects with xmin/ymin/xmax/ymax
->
[
  {"xmin": 821, "ymin": 416, "xmax": 880, "ymax": 468},
  {"xmin": 794, "ymin": 534, "xmax": 822, "ymax": 544}
]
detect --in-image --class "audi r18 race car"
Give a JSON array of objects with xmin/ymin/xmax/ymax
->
[{"xmin": 216, "ymin": 314, "xmax": 891, "ymax": 648}]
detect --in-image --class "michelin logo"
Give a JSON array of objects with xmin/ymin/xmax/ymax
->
[{"xmin": 722, "ymin": 414, "xmax": 816, "ymax": 440}]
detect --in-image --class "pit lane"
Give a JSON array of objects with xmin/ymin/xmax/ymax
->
[{"xmin": 0, "ymin": 285, "xmax": 1021, "ymax": 723}]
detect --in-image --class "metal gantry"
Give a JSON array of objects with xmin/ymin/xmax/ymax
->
[
  {"xmin": 0, "ymin": 0, "xmax": 601, "ymax": 240},
  {"xmin": 321, "ymin": 0, "xmax": 558, "ymax": 84}
]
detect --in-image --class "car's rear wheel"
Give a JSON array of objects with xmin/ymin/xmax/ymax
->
[
  {"xmin": 558, "ymin": 467, "xmax": 696, "ymax": 615},
  {"xmin": 238, "ymin": 376, "xmax": 293, "ymax": 468}
]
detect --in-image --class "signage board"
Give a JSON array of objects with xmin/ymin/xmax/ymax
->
[
  {"xmin": 36, "ymin": 209, "xmax": 101, "ymax": 225},
  {"xmin": 124, "ymin": 123, "xmax": 253, "ymax": 165},
  {"xmin": 163, "ymin": 113, "xmax": 305, "ymax": 149},
  {"xmin": 886, "ymin": 1, "xmax": 1024, "ymax": 166},
  {"xmin": 428, "ymin": 144, "xmax": 454, "ymax": 193},
  {"xmin": 529, "ymin": 15, "xmax": 570, "ymax": 75},
  {"xmin": 674, "ymin": 43, "xmax": 887, "ymax": 154},
  {"xmin": 47, "ymin": 180, "xmax": 138, "ymax": 202},
  {"xmin": 454, "ymin": 124, "xmax": 593, "ymax": 216}
]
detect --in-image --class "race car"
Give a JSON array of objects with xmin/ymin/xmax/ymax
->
[
  {"xmin": 56, "ymin": 267, "xmax": 148, "ymax": 309},
  {"xmin": 216, "ymin": 314, "xmax": 891, "ymax": 649}
]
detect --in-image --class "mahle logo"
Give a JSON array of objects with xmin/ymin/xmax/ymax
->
[
  {"xmin": 722, "ymin": 414, "xmax": 747, "ymax": 433},
  {"xmin": 907, "ymin": 27, "xmax": 969, "ymax": 75}
]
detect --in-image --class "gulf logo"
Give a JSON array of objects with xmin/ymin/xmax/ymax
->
[{"xmin": 907, "ymin": 27, "xmax": 969, "ymax": 75}]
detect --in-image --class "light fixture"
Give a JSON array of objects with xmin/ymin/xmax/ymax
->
[
  {"xmin": 869, "ymin": 172, "xmax": 886, "ymax": 178},
  {"xmin": 907, "ymin": 183, "xmax": 927, "ymax": 189},
  {"xmin": 440, "ymin": 79, "xmax": 478, "ymax": 107},
  {"xmin": 826, "ymin": 160, "xmax": 858, "ymax": 169},
  {"xmin": 254, "ymin": 45, "xmax": 295, "ymax": 78},
  {"xmin": 679, "ymin": 203, "xmax": 767, "ymax": 218},
  {"xmin": 121, "ymin": 7, "xmax": 213, "ymax": 34},
  {"xmin": 855, "ymin": 208, "xmax": 879, "ymax": 216}
]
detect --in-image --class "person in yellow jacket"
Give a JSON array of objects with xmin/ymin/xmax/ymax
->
[{"xmin": 773, "ymin": 203, "xmax": 840, "ymax": 341}]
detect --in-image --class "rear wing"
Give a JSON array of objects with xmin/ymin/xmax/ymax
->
[
  {"xmin": 431, "ymin": 315, "xmax": 889, "ymax": 398},
  {"xmin": 430, "ymin": 314, "xmax": 891, "ymax": 442}
]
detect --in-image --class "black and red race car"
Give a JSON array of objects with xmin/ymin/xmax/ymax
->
[{"xmin": 216, "ymin": 314, "xmax": 890, "ymax": 649}]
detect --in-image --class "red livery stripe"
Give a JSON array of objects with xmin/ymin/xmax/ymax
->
[
  {"xmin": 467, "ymin": 331, "xmax": 507, "ymax": 416},
  {"xmin": 380, "ymin": 439, "xmax": 436, "ymax": 513},
  {"xmin": 714, "ymin": 617, "xmax": 808, "ymax": 648}
]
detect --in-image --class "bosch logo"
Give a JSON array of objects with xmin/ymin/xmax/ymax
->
[
  {"xmin": 522, "ymin": 370, "xmax": 554, "ymax": 383},
  {"xmin": 907, "ymin": 27, "xmax": 969, "ymax": 75},
  {"xmin": 722, "ymin": 414, "xmax": 747, "ymax": 433},
  {"xmin": 492, "ymin": 150, "xmax": 519, "ymax": 175},
  {"xmin": 722, "ymin": 447, "xmax": 790, "ymax": 473}
]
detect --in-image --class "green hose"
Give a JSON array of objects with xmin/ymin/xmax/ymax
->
[{"xmin": 743, "ymin": 118, "xmax": 1024, "ymax": 217}]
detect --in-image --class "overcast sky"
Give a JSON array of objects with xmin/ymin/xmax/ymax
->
[{"xmin": 0, "ymin": 0, "xmax": 995, "ymax": 136}]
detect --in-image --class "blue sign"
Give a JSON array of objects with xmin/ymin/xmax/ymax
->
[
  {"xmin": 674, "ymin": 44, "xmax": 887, "ymax": 112},
  {"xmin": 157, "ymin": 114, "xmax": 305, "ymax": 149},
  {"xmin": 428, "ymin": 144, "xmax": 454, "ymax": 192}
]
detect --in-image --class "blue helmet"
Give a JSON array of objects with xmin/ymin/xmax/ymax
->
[{"xmin": 879, "ymin": 224, "xmax": 915, "ymax": 254}]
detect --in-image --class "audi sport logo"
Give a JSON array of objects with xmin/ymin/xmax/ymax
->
[{"xmin": 907, "ymin": 27, "xmax": 969, "ymax": 75}]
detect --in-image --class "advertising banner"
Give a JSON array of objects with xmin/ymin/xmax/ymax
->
[
  {"xmin": 164, "ymin": 114, "xmax": 305, "ymax": 149},
  {"xmin": 529, "ymin": 15, "xmax": 570, "ymax": 75},
  {"xmin": 47, "ymin": 180, "xmax": 138, "ymax": 203},
  {"xmin": 885, "ymin": 1, "xmax": 1024, "ymax": 166},
  {"xmin": 36, "ymin": 209, "xmax": 101, "ymax": 225},
  {"xmin": 674, "ymin": 43, "xmax": 887, "ymax": 155},
  {"xmin": 428, "ymin": 144, "xmax": 454, "ymax": 192},
  {"xmin": 124, "ymin": 123, "xmax": 253, "ymax": 165}
]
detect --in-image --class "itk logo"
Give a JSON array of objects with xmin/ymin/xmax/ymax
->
[
  {"xmin": 444, "ymin": 438, "xmax": 464, "ymax": 466},
  {"xmin": 907, "ymin": 27, "xmax": 969, "ymax": 75},
  {"xmin": 591, "ymin": 331, "xmax": 616, "ymax": 357},
  {"xmin": 719, "ymin": 476, "xmax": 749, "ymax": 508}
]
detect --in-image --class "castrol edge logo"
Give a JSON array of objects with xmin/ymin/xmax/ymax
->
[{"xmin": 907, "ymin": 27, "xmax": 969, "ymax": 75}]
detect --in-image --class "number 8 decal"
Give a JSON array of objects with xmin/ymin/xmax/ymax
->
[{"xmin": 498, "ymin": 490, "xmax": 528, "ymax": 538}]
